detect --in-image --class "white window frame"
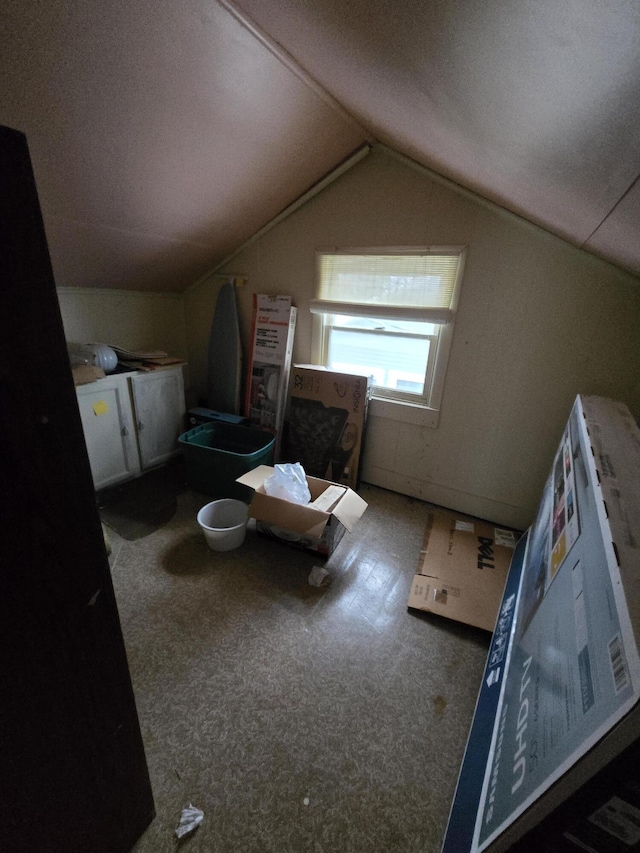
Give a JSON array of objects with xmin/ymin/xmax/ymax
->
[{"xmin": 310, "ymin": 247, "xmax": 466, "ymax": 427}]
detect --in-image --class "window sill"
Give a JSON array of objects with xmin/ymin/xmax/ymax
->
[{"xmin": 369, "ymin": 396, "xmax": 440, "ymax": 428}]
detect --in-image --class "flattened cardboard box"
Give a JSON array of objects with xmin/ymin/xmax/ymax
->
[
  {"xmin": 286, "ymin": 365, "xmax": 371, "ymax": 490},
  {"xmin": 236, "ymin": 465, "xmax": 368, "ymax": 557},
  {"xmin": 407, "ymin": 508, "xmax": 519, "ymax": 632}
]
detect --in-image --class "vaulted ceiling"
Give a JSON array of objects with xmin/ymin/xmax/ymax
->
[{"xmin": 3, "ymin": 0, "xmax": 639, "ymax": 292}]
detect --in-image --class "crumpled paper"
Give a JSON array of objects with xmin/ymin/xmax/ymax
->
[
  {"xmin": 175, "ymin": 804, "xmax": 204, "ymax": 839},
  {"xmin": 308, "ymin": 565, "xmax": 330, "ymax": 588}
]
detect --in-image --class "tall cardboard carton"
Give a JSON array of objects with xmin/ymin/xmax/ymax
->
[
  {"xmin": 244, "ymin": 294, "xmax": 297, "ymax": 458},
  {"xmin": 285, "ymin": 365, "xmax": 370, "ymax": 490}
]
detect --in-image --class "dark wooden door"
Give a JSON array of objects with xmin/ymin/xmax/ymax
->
[{"xmin": 0, "ymin": 126, "xmax": 154, "ymax": 851}]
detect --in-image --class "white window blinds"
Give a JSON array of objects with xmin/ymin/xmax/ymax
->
[{"xmin": 310, "ymin": 250, "xmax": 463, "ymax": 324}]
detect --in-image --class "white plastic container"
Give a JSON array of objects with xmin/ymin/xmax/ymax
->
[
  {"xmin": 197, "ymin": 499, "xmax": 248, "ymax": 551},
  {"xmin": 87, "ymin": 343, "xmax": 118, "ymax": 373}
]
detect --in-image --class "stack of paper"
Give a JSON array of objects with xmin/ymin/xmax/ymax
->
[{"xmin": 109, "ymin": 345, "xmax": 185, "ymax": 371}]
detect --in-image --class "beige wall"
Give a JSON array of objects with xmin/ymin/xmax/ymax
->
[
  {"xmin": 57, "ymin": 287, "xmax": 189, "ymax": 358},
  {"xmin": 185, "ymin": 147, "xmax": 640, "ymax": 529},
  {"xmin": 57, "ymin": 286, "xmax": 190, "ymax": 385}
]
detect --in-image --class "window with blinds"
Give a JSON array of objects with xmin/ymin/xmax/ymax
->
[{"xmin": 311, "ymin": 248, "xmax": 465, "ymax": 409}]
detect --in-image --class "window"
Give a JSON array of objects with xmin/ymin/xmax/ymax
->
[{"xmin": 310, "ymin": 248, "xmax": 465, "ymax": 415}]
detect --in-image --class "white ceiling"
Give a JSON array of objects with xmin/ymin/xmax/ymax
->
[{"xmin": 2, "ymin": 0, "xmax": 639, "ymax": 291}]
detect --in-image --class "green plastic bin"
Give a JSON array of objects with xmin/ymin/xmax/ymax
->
[{"xmin": 179, "ymin": 422, "xmax": 275, "ymax": 502}]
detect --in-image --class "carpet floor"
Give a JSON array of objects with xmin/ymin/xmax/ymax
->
[
  {"xmin": 105, "ymin": 482, "xmax": 490, "ymax": 852},
  {"xmin": 98, "ymin": 457, "xmax": 187, "ymax": 540}
]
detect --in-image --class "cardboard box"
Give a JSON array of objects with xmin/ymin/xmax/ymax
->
[
  {"xmin": 443, "ymin": 395, "xmax": 640, "ymax": 853},
  {"xmin": 243, "ymin": 294, "xmax": 297, "ymax": 458},
  {"xmin": 71, "ymin": 364, "xmax": 106, "ymax": 385},
  {"xmin": 285, "ymin": 365, "xmax": 371, "ymax": 490},
  {"xmin": 236, "ymin": 464, "xmax": 368, "ymax": 557},
  {"xmin": 407, "ymin": 508, "xmax": 519, "ymax": 632}
]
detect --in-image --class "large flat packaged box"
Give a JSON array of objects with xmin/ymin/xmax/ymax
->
[
  {"xmin": 243, "ymin": 294, "xmax": 297, "ymax": 459},
  {"xmin": 285, "ymin": 365, "xmax": 371, "ymax": 490},
  {"xmin": 236, "ymin": 465, "xmax": 368, "ymax": 557},
  {"xmin": 407, "ymin": 509, "xmax": 519, "ymax": 632},
  {"xmin": 443, "ymin": 395, "xmax": 640, "ymax": 853}
]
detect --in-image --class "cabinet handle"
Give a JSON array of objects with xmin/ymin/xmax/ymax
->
[{"xmin": 138, "ymin": 420, "xmax": 144, "ymax": 431}]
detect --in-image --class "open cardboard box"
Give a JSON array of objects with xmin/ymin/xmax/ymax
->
[
  {"xmin": 407, "ymin": 508, "xmax": 520, "ymax": 632},
  {"xmin": 236, "ymin": 465, "xmax": 368, "ymax": 556}
]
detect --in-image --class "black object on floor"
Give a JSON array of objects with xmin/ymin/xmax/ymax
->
[{"xmin": 98, "ymin": 457, "xmax": 187, "ymax": 541}]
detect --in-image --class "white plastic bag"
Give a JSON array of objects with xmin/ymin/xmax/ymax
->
[
  {"xmin": 263, "ymin": 463, "xmax": 311, "ymax": 505},
  {"xmin": 175, "ymin": 804, "xmax": 204, "ymax": 838}
]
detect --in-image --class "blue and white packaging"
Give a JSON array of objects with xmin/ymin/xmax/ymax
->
[{"xmin": 443, "ymin": 395, "xmax": 640, "ymax": 852}]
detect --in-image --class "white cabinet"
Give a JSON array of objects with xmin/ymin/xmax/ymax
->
[
  {"xmin": 129, "ymin": 369, "xmax": 185, "ymax": 470},
  {"xmin": 76, "ymin": 374, "xmax": 141, "ymax": 490},
  {"xmin": 76, "ymin": 366, "xmax": 185, "ymax": 490}
]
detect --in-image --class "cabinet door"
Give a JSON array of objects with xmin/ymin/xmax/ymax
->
[
  {"xmin": 76, "ymin": 376, "xmax": 141, "ymax": 489},
  {"xmin": 130, "ymin": 368, "xmax": 185, "ymax": 470}
]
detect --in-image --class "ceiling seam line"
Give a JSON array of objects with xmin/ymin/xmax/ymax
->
[
  {"xmin": 186, "ymin": 144, "xmax": 372, "ymax": 293},
  {"xmin": 383, "ymin": 145, "xmax": 639, "ymax": 279},
  {"xmin": 381, "ymin": 144, "xmax": 640, "ymax": 276},
  {"xmin": 380, "ymin": 145, "xmax": 576, "ymax": 245},
  {"xmin": 579, "ymin": 171, "xmax": 640, "ymax": 249},
  {"xmin": 216, "ymin": 0, "xmax": 376, "ymax": 144}
]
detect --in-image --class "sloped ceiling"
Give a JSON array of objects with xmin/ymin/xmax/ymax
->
[{"xmin": 2, "ymin": 0, "xmax": 639, "ymax": 293}]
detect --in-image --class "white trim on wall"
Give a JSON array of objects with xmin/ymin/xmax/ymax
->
[{"xmin": 192, "ymin": 145, "xmax": 372, "ymax": 289}]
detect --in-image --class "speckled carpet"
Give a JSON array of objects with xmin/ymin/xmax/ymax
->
[{"xmin": 105, "ymin": 483, "xmax": 490, "ymax": 852}]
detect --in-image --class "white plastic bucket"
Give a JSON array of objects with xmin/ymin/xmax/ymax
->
[{"xmin": 197, "ymin": 499, "xmax": 248, "ymax": 552}]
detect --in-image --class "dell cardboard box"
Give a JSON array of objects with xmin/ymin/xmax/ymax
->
[{"xmin": 408, "ymin": 508, "xmax": 519, "ymax": 632}]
